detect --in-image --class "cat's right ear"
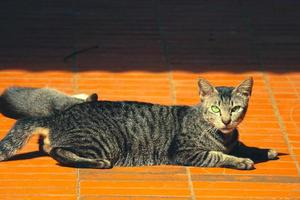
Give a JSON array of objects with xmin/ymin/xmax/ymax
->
[{"xmin": 198, "ymin": 78, "xmax": 218, "ymax": 98}]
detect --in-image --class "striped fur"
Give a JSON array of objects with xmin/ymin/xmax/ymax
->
[{"xmin": 0, "ymin": 78, "xmax": 278, "ymax": 169}]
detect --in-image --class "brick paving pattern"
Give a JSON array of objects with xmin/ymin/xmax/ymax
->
[{"xmin": 0, "ymin": 1, "xmax": 300, "ymax": 199}]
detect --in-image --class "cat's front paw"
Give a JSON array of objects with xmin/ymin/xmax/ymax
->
[
  {"xmin": 267, "ymin": 149, "xmax": 278, "ymax": 160},
  {"xmin": 236, "ymin": 158, "xmax": 254, "ymax": 170}
]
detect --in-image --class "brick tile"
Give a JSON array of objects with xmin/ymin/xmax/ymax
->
[
  {"xmin": 193, "ymin": 182, "xmax": 300, "ymax": 190},
  {"xmin": 224, "ymin": 167, "xmax": 299, "ymax": 176},
  {"xmin": 80, "ymin": 173, "xmax": 188, "ymax": 181},
  {"xmin": 80, "ymin": 188, "xmax": 190, "ymax": 196},
  {"xmin": 0, "ymin": 165, "xmax": 75, "ymax": 174},
  {"xmin": 0, "ymin": 195, "xmax": 76, "ymax": 200},
  {"xmin": 0, "ymin": 188, "xmax": 75, "ymax": 195},
  {"xmin": 86, "ymin": 165, "xmax": 185, "ymax": 173},
  {"xmin": 80, "ymin": 180, "xmax": 188, "ymax": 189},
  {"xmin": 81, "ymin": 197, "xmax": 189, "ymax": 200},
  {"xmin": 0, "ymin": 180, "xmax": 76, "ymax": 188},
  {"xmin": 0, "ymin": 173, "xmax": 76, "ymax": 180},
  {"xmin": 194, "ymin": 189, "xmax": 300, "ymax": 198},
  {"xmin": 189, "ymin": 167, "xmax": 225, "ymax": 174}
]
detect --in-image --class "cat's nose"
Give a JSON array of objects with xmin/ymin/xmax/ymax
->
[{"xmin": 222, "ymin": 118, "xmax": 231, "ymax": 126}]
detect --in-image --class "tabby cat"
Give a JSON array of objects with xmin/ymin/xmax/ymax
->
[
  {"xmin": 0, "ymin": 87, "xmax": 98, "ymax": 119},
  {"xmin": 0, "ymin": 78, "xmax": 278, "ymax": 170}
]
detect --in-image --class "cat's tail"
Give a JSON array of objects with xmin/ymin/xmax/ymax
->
[
  {"xmin": 0, "ymin": 88, "xmax": 20, "ymax": 119},
  {"xmin": 0, "ymin": 117, "xmax": 49, "ymax": 161}
]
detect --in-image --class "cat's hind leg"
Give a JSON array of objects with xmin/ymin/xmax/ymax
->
[{"xmin": 49, "ymin": 147, "xmax": 112, "ymax": 169}]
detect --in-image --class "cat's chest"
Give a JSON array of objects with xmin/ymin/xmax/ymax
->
[
  {"xmin": 195, "ymin": 130, "xmax": 238, "ymax": 153},
  {"xmin": 221, "ymin": 133, "xmax": 238, "ymax": 153},
  {"xmin": 210, "ymin": 130, "xmax": 238, "ymax": 153}
]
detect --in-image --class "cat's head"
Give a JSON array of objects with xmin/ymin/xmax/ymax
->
[{"xmin": 198, "ymin": 77, "xmax": 253, "ymax": 134}]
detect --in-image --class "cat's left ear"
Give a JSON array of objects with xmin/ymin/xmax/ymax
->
[{"xmin": 232, "ymin": 77, "xmax": 253, "ymax": 97}]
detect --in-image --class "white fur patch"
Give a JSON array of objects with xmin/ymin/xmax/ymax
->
[
  {"xmin": 33, "ymin": 127, "xmax": 52, "ymax": 153},
  {"xmin": 71, "ymin": 93, "xmax": 89, "ymax": 100}
]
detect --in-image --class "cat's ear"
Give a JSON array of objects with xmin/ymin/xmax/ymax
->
[
  {"xmin": 233, "ymin": 77, "xmax": 253, "ymax": 97},
  {"xmin": 198, "ymin": 78, "xmax": 218, "ymax": 98}
]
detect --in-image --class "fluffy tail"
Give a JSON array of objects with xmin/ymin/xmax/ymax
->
[
  {"xmin": 0, "ymin": 90, "xmax": 20, "ymax": 119},
  {"xmin": 0, "ymin": 117, "xmax": 48, "ymax": 161}
]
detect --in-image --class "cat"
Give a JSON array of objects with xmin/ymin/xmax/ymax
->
[
  {"xmin": 0, "ymin": 87, "xmax": 98, "ymax": 153},
  {"xmin": 0, "ymin": 77, "xmax": 278, "ymax": 170},
  {"xmin": 0, "ymin": 87, "xmax": 98, "ymax": 119}
]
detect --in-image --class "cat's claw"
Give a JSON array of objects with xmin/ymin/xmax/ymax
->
[
  {"xmin": 95, "ymin": 159, "xmax": 112, "ymax": 169},
  {"xmin": 267, "ymin": 149, "xmax": 278, "ymax": 160},
  {"xmin": 236, "ymin": 158, "xmax": 254, "ymax": 170}
]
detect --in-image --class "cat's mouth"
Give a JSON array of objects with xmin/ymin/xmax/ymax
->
[{"xmin": 219, "ymin": 127, "xmax": 234, "ymax": 134}]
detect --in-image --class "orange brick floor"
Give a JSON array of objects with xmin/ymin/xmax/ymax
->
[{"xmin": 0, "ymin": 1, "xmax": 300, "ymax": 200}]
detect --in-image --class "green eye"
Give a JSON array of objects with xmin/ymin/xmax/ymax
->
[
  {"xmin": 231, "ymin": 106, "xmax": 241, "ymax": 112},
  {"xmin": 211, "ymin": 106, "xmax": 220, "ymax": 113}
]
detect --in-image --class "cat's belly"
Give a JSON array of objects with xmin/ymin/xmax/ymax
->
[
  {"xmin": 50, "ymin": 129, "xmax": 173, "ymax": 167},
  {"xmin": 114, "ymin": 152, "xmax": 171, "ymax": 166},
  {"xmin": 113, "ymin": 140, "xmax": 172, "ymax": 166}
]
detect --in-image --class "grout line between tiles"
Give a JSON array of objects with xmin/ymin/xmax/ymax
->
[
  {"xmin": 71, "ymin": 47, "xmax": 80, "ymax": 93},
  {"xmin": 154, "ymin": 0, "xmax": 177, "ymax": 104},
  {"xmin": 186, "ymin": 167, "xmax": 196, "ymax": 200},
  {"xmin": 72, "ymin": 73, "xmax": 79, "ymax": 93},
  {"xmin": 167, "ymin": 71, "xmax": 177, "ymax": 104},
  {"xmin": 238, "ymin": 0, "xmax": 263, "ymax": 70},
  {"xmin": 76, "ymin": 168, "xmax": 80, "ymax": 200},
  {"xmin": 263, "ymin": 73, "xmax": 300, "ymax": 176}
]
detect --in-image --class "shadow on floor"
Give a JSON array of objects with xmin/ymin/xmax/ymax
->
[
  {"xmin": 0, "ymin": 0, "xmax": 300, "ymax": 73},
  {"xmin": 5, "ymin": 151, "xmax": 48, "ymax": 161},
  {"xmin": 5, "ymin": 150, "xmax": 289, "ymax": 167}
]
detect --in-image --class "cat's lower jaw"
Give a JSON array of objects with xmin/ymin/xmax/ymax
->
[{"xmin": 219, "ymin": 128, "xmax": 234, "ymax": 134}]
